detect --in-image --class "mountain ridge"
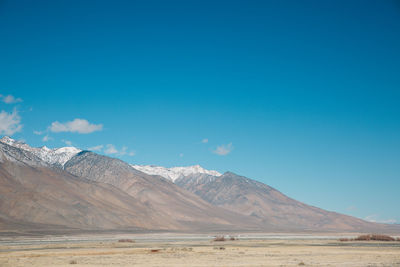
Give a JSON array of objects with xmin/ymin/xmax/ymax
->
[
  {"xmin": 0, "ymin": 136, "xmax": 81, "ymax": 167},
  {"xmin": 1, "ymin": 136, "xmax": 399, "ymax": 234},
  {"xmin": 131, "ymin": 164, "xmax": 222, "ymax": 182}
]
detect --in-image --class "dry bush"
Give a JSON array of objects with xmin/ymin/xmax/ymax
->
[
  {"xmin": 118, "ymin": 239, "xmax": 135, "ymax": 243},
  {"xmin": 372, "ymin": 234, "xmax": 395, "ymax": 241},
  {"xmin": 298, "ymin": 262, "xmax": 305, "ymax": 266},
  {"xmin": 229, "ymin": 236, "xmax": 237, "ymax": 241},
  {"xmin": 69, "ymin": 259, "xmax": 77, "ymax": 264},
  {"xmin": 354, "ymin": 234, "xmax": 395, "ymax": 241},
  {"xmin": 354, "ymin": 234, "xmax": 370, "ymax": 241},
  {"xmin": 339, "ymin": 238, "xmax": 350, "ymax": 242},
  {"xmin": 213, "ymin": 235, "xmax": 226, "ymax": 241},
  {"xmin": 150, "ymin": 249, "xmax": 160, "ymax": 253}
]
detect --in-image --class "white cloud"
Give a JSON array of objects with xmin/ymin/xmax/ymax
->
[
  {"xmin": 0, "ymin": 94, "xmax": 22, "ymax": 104},
  {"xmin": 33, "ymin": 130, "xmax": 44, "ymax": 135},
  {"xmin": 42, "ymin": 135, "xmax": 52, "ymax": 142},
  {"xmin": 364, "ymin": 214, "xmax": 397, "ymax": 224},
  {"xmin": 88, "ymin": 145, "xmax": 103, "ymax": 151},
  {"xmin": 62, "ymin": 139, "xmax": 72, "ymax": 146},
  {"xmin": 213, "ymin": 143, "xmax": 233, "ymax": 156},
  {"xmin": 89, "ymin": 143, "xmax": 135, "ymax": 156},
  {"xmin": 119, "ymin": 146, "xmax": 128, "ymax": 155},
  {"xmin": 104, "ymin": 144, "xmax": 118, "ymax": 154},
  {"xmin": 49, "ymin": 118, "xmax": 103, "ymax": 134},
  {"xmin": 103, "ymin": 144, "xmax": 135, "ymax": 156},
  {"xmin": 0, "ymin": 108, "xmax": 22, "ymax": 135},
  {"xmin": 202, "ymin": 138, "xmax": 209, "ymax": 143}
]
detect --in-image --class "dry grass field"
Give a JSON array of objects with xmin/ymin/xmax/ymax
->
[{"xmin": 1, "ymin": 234, "xmax": 400, "ymax": 266}]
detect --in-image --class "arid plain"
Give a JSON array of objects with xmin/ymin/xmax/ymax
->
[{"xmin": 1, "ymin": 233, "xmax": 400, "ymax": 267}]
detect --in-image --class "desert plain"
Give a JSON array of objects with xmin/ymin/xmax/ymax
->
[{"xmin": 0, "ymin": 233, "xmax": 400, "ymax": 267}]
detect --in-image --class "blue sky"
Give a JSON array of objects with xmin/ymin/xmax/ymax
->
[{"xmin": 1, "ymin": 0, "xmax": 399, "ymax": 224}]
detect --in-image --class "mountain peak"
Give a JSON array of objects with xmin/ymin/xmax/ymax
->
[
  {"xmin": 0, "ymin": 136, "xmax": 82, "ymax": 166},
  {"xmin": 55, "ymin": 146, "xmax": 81, "ymax": 154},
  {"xmin": 0, "ymin": 136, "xmax": 17, "ymax": 145},
  {"xmin": 131, "ymin": 164, "xmax": 222, "ymax": 182}
]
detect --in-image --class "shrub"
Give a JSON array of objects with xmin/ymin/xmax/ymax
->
[
  {"xmin": 354, "ymin": 234, "xmax": 370, "ymax": 241},
  {"xmin": 354, "ymin": 234, "xmax": 395, "ymax": 241},
  {"xmin": 339, "ymin": 238, "xmax": 350, "ymax": 241},
  {"xmin": 118, "ymin": 239, "xmax": 135, "ymax": 243},
  {"xmin": 396, "ymin": 237, "xmax": 400, "ymax": 242},
  {"xmin": 69, "ymin": 260, "xmax": 77, "ymax": 264},
  {"xmin": 213, "ymin": 235, "xmax": 226, "ymax": 241},
  {"xmin": 229, "ymin": 236, "xmax": 237, "ymax": 241}
]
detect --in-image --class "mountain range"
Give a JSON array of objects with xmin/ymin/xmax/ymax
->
[{"xmin": 0, "ymin": 136, "xmax": 398, "ymax": 235}]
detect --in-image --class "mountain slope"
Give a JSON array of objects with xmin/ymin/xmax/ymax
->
[
  {"xmin": 63, "ymin": 152, "xmax": 259, "ymax": 231},
  {"xmin": 0, "ymin": 136, "xmax": 81, "ymax": 167},
  {"xmin": 1, "ymin": 136, "xmax": 398, "ymax": 233},
  {"xmin": 174, "ymin": 172, "xmax": 399, "ymax": 232},
  {"xmin": 0, "ymin": 142, "xmax": 176, "ymax": 231}
]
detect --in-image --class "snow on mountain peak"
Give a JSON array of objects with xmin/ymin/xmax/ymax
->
[
  {"xmin": 0, "ymin": 136, "xmax": 17, "ymax": 145},
  {"xmin": 131, "ymin": 164, "xmax": 222, "ymax": 182},
  {"xmin": 0, "ymin": 136, "xmax": 81, "ymax": 166},
  {"xmin": 55, "ymin": 146, "xmax": 81, "ymax": 154}
]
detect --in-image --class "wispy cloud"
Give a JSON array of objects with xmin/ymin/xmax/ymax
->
[
  {"xmin": 49, "ymin": 118, "xmax": 103, "ymax": 134},
  {"xmin": 42, "ymin": 134, "xmax": 52, "ymax": 142},
  {"xmin": 62, "ymin": 139, "xmax": 72, "ymax": 146},
  {"xmin": 104, "ymin": 144, "xmax": 118, "ymax": 154},
  {"xmin": 0, "ymin": 108, "xmax": 22, "ymax": 135},
  {"xmin": 202, "ymin": 138, "xmax": 208, "ymax": 143},
  {"xmin": 213, "ymin": 143, "xmax": 233, "ymax": 156},
  {"xmin": 33, "ymin": 130, "xmax": 44, "ymax": 135},
  {"xmin": 364, "ymin": 214, "xmax": 397, "ymax": 224},
  {"xmin": 88, "ymin": 145, "xmax": 103, "ymax": 151},
  {"xmin": 0, "ymin": 94, "xmax": 22, "ymax": 104},
  {"xmin": 101, "ymin": 144, "xmax": 135, "ymax": 156},
  {"xmin": 119, "ymin": 146, "xmax": 128, "ymax": 155}
]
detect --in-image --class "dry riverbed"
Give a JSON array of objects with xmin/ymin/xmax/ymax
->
[{"xmin": 1, "ymin": 234, "xmax": 400, "ymax": 266}]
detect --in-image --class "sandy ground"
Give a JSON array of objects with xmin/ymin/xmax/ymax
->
[{"xmin": 0, "ymin": 234, "xmax": 400, "ymax": 266}]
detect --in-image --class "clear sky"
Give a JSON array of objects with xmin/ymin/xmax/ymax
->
[{"xmin": 1, "ymin": 0, "xmax": 399, "ymax": 224}]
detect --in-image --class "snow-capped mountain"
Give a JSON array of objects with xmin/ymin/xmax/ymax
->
[
  {"xmin": 131, "ymin": 164, "xmax": 222, "ymax": 182},
  {"xmin": 0, "ymin": 136, "xmax": 81, "ymax": 167},
  {"xmin": 1, "ymin": 136, "xmax": 398, "ymax": 233}
]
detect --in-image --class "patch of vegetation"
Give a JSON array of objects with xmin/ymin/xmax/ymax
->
[
  {"xmin": 213, "ymin": 235, "xmax": 226, "ymax": 241},
  {"xmin": 69, "ymin": 259, "xmax": 77, "ymax": 264},
  {"xmin": 355, "ymin": 234, "xmax": 395, "ymax": 241},
  {"xmin": 339, "ymin": 234, "xmax": 397, "ymax": 242},
  {"xmin": 118, "ymin": 238, "xmax": 135, "ymax": 243}
]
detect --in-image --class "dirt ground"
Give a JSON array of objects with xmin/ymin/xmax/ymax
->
[{"xmin": 1, "ymin": 234, "xmax": 400, "ymax": 266}]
